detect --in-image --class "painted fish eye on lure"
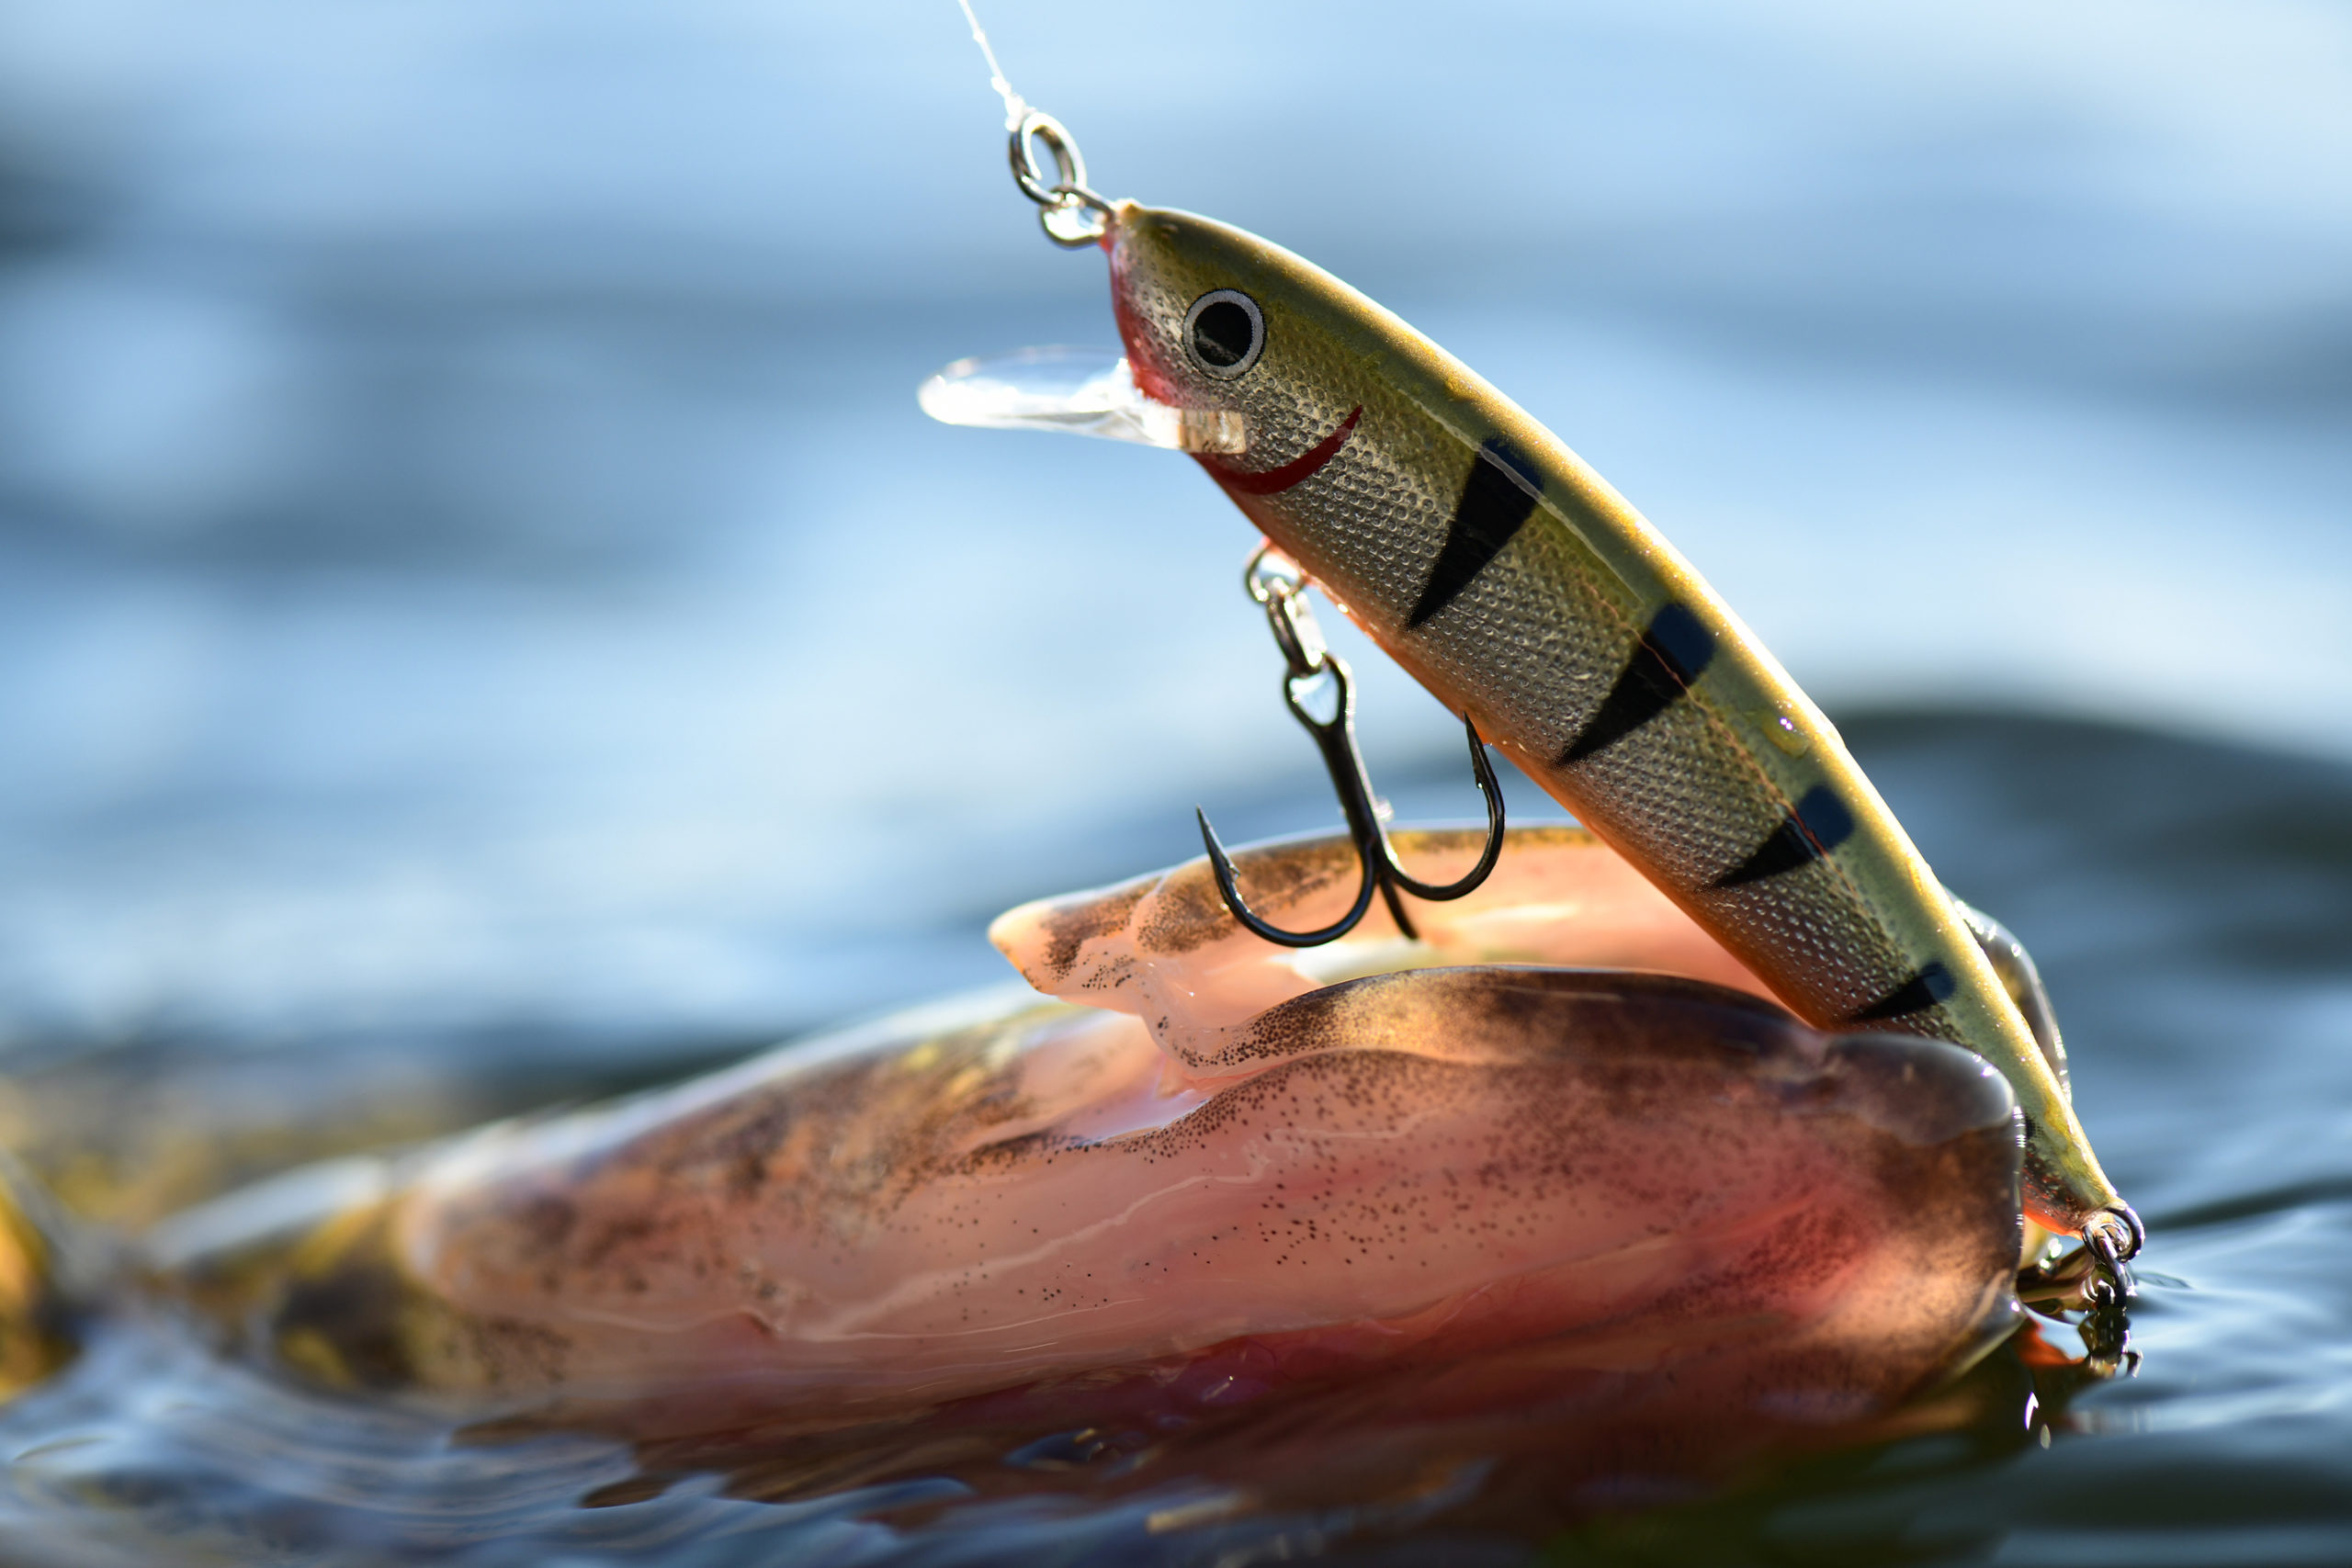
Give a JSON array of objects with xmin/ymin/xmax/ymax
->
[
  {"xmin": 921, "ymin": 24, "xmax": 2143, "ymax": 1304},
  {"xmin": 1183, "ymin": 288, "xmax": 1264, "ymax": 378}
]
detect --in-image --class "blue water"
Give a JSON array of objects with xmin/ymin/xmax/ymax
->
[
  {"xmin": 0, "ymin": 2, "xmax": 2347, "ymax": 1562},
  {"xmin": 2, "ymin": 712, "xmax": 2347, "ymax": 1566}
]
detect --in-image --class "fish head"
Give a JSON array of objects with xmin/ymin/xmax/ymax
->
[{"xmin": 1107, "ymin": 202, "xmax": 1390, "ymax": 472}]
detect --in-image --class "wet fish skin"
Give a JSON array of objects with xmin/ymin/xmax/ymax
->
[
  {"xmin": 992, "ymin": 822, "xmax": 1781, "ymax": 1074},
  {"xmin": 150, "ymin": 926, "xmax": 2022, "ymax": 1427},
  {"xmin": 1105, "ymin": 203, "xmax": 2120, "ymax": 1236}
]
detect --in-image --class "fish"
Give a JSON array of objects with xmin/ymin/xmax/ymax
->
[
  {"xmin": 131, "ymin": 829, "xmax": 2025, "ymax": 1437},
  {"xmin": 0, "ymin": 826, "xmax": 2117, "ymax": 1556},
  {"xmin": 924, "ymin": 202, "xmax": 2132, "ymax": 1258}
]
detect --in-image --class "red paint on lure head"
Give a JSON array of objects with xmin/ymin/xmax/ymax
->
[
  {"xmin": 1199, "ymin": 403, "xmax": 1361, "ymax": 495},
  {"xmin": 1106, "ymin": 222, "xmax": 1190, "ymax": 409},
  {"xmin": 1104, "ymin": 200, "xmax": 1398, "ymax": 525}
]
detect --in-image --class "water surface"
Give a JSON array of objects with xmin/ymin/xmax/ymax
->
[{"xmin": 1, "ymin": 712, "xmax": 2347, "ymax": 1567}]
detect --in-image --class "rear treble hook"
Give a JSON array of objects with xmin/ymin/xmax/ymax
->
[{"xmin": 1196, "ymin": 546, "xmax": 1507, "ymax": 947}]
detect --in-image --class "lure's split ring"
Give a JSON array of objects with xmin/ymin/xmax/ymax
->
[
  {"xmin": 1008, "ymin": 109, "xmax": 1113, "ymax": 247},
  {"xmin": 1007, "ymin": 109, "xmax": 1084, "ymax": 206},
  {"xmin": 1250, "ymin": 547, "xmax": 1327, "ymax": 680},
  {"xmin": 1245, "ymin": 543, "xmax": 1307, "ymax": 606}
]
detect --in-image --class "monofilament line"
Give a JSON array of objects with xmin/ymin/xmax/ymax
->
[{"xmin": 955, "ymin": 0, "xmax": 1027, "ymax": 130}]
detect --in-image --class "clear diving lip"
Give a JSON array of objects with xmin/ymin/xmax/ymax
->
[{"xmin": 918, "ymin": 345, "xmax": 1246, "ymax": 454}]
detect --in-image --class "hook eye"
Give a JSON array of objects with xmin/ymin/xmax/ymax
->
[{"xmin": 1284, "ymin": 667, "xmax": 1345, "ymax": 729}]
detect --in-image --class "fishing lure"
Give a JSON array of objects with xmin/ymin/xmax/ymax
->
[{"xmin": 919, "ymin": 46, "xmax": 2141, "ymax": 1280}]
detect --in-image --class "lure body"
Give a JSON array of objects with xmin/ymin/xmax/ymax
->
[{"xmin": 1098, "ymin": 204, "xmax": 2120, "ymax": 1237}]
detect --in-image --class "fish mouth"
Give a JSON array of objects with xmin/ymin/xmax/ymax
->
[{"xmin": 1199, "ymin": 405, "xmax": 1363, "ymax": 496}]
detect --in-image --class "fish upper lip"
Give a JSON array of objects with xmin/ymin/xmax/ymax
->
[{"xmin": 1199, "ymin": 405, "xmax": 1363, "ymax": 496}]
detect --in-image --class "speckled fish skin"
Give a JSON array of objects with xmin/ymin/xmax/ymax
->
[
  {"xmin": 991, "ymin": 823, "xmax": 1778, "ymax": 1073},
  {"xmin": 1105, "ymin": 202, "xmax": 2122, "ymax": 1237},
  {"xmin": 165, "ymin": 968, "xmax": 2021, "ymax": 1432}
]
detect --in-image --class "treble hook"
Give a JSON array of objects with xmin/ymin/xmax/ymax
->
[{"xmin": 1196, "ymin": 546, "xmax": 1507, "ymax": 948}]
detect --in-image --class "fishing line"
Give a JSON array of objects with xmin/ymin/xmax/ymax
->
[
  {"xmin": 955, "ymin": 0, "xmax": 1027, "ymax": 130},
  {"xmin": 951, "ymin": 0, "xmax": 1113, "ymax": 246}
]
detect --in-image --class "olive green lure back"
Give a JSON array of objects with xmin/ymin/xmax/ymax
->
[
  {"xmin": 921, "ymin": 109, "xmax": 2135, "ymax": 1259},
  {"xmin": 1094, "ymin": 204, "xmax": 2118, "ymax": 1239}
]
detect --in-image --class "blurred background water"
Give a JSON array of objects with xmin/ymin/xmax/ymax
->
[
  {"xmin": 0, "ymin": 1, "xmax": 2347, "ymax": 1562},
  {"xmin": 0, "ymin": 0, "xmax": 2343, "ymax": 1059}
]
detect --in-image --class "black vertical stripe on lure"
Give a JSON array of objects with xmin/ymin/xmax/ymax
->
[
  {"xmin": 1710, "ymin": 785, "xmax": 1857, "ymax": 889},
  {"xmin": 1849, "ymin": 961, "xmax": 1958, "ymax": 1022},
  {"xmin": 1405, "ymin": 438, "xmax": 1544, "ymax": 629},
  {"xmin": 1557, "ymin": 603, "xmax": 1718, "ymax": 764}
]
